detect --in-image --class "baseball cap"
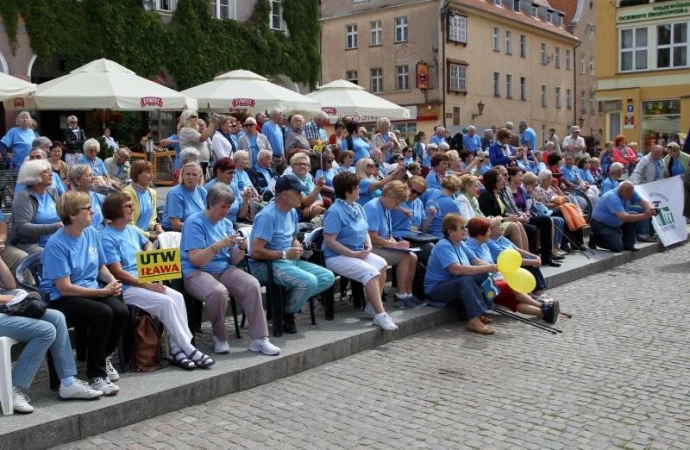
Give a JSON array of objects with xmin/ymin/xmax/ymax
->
[
  {"xmin": 571, "ymin": 126, "xmax": 580, "ymax": 133},
  {"xmin": 274, "ymin": 174, "xmax": 309, "ymax": 194}
]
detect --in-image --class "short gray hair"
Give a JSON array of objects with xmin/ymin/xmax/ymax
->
[
  {"xmin": 269, "ymin": 108, "xmax": 283, "ymax": 118},
  {"xmin": 68, "ymin": 164, "xmax": 92, "ymax": 185},
  {"xmin": 17, "ymin": 159, "xmax": 51, "ymax": 186},
  {"xmin": 206, "ymin": 183, "xmax": 235, "ymax": 208},
  {"xmin": 258, "ymin": 149, "xmax": 272, "ymax": 160},
  {"xmin": 32, "ymin": 136, "xmax": 51, "ymax": 149},
  {"xmin": 610, "ymin": 162, "xmax": 626, "ymax": 174},
  {"xmin": 537, "ymin": 169, "xmax": 553, "ymax": 183},
  {"xmin": 438, "ymin": 142, "xmax": 450, "ymax": 151},
  {"xmin": 179, "ymin": 147, "xmax": 200, "ymax": 165},
  {"xmin": 83, "ymin": 138, "xmax": 100, "ymax": 153},
  {"xmin": 233, "ymin": 150, "xmax": 249, "ymax": 162},
  {"xmin": 115, "ymin": 147, "xmax": 131, "ymax": 159}
]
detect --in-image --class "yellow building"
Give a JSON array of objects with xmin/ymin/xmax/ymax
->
[{"xmin": 596, "ymin": 0, "xmax": 690, "ymax": 151}]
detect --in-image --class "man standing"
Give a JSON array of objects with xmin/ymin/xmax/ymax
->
[
  {"xmin": 249, "ymin": 175, "xmax": 335, "ymax": 334},
  {"xmin": 562, "ymin": 126, "xmax": 586, "ymax": 159},
  {"xmin": 304, "ymin": 111, "xmax": 329, "ymax": 147},
  {"xmin": 261, "ymin": 108, "xmax": 286, "ymax": 170},
  {"xmin": 519, "ymin": 119, "xmax": 537, "ymax": 151},
  {"xmin": 589, "ymin": 181, "xmax": 657, "ymax": 252},
  {"xmin": 462, "ymin": 126, "xmax": 482, "ymax": 154},
  {"xmin": 480, "ymin": 128, "xmax": 495, "ymax": 152},
  {"xmin": 547, "ymin": 128, "xmax": 562, "ymax": 154}
]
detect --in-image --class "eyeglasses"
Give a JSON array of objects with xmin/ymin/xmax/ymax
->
[
  {"xmin": 246, "ymin": 123, "xmax": 256, "ymax": 126},
  {"xmin": 293, "ymin": 162, "xmax": 309, "ymax": 167},
  {"xmin": 79, "ymin": 205, "xmax": 93, "ymax": 212},
  {"xmin": 366, "ymin": 164, "xmax": 376, "ymax": 168},
  {"xmin": 122, "ymin": 203, "xmax": 134, "ymax": 209},
  {"xmin": 410, "ymin": 188, "xmax": 424, "ymax": 196}
]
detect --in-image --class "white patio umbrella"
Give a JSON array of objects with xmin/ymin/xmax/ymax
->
[
  {"xmin": 306, "ymin": 79, "xmax": 410, "ymax": 120},
  {"xmin": 0, "ymin": 72, "xmax": 36, "ymax": 102},
  {"xmin": 181, "ymin": 69, "xmax": 320, "ymax": 114},
  {"xmin": 4, "ymin": 58, "xmax": 197, "ymax": 110}
]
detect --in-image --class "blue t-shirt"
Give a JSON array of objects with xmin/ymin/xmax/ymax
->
[
  {"xmin": 579, "ymin": 168, "xmax": 595, "ymax": 184},
  {"xmin": 342, "ymin": 136, "xmax": 371, "ymax": 163},
  {"xmin": 463, "ymin": 237, "xmax": 494, "ymax": 263},
  {"xmin": 322, "ymin": 200, "xmax": 368, "ymax": 259},
  {"xmin": 463, "ymin": 134, "xmax": 481, "ymax": 153},
  {"xmin": 181, "ymin": 211, "xmax": 235, "ymax": 276},
  {"xmin": 425, "ymin": 190, "xmax": 461, "ymax": 237},
  {"xmin": 301, "ymin": 173, "xmax": 322, "ymax": 201},
  {"xmin": 100, "ymin": 224, "xmax": 149, "ymax": 290},
  {"xmin": 231, "ymin": 169, "xmax": 253, "ymax": 193},
  {"xmin": 669, "ymin": 158, "xmax": 686, "ymax": 177},
  {"xmin": 247, "ymin": 135, "xmax": 260, "ymax": 168},
  {"xmin": 14, "ymin": 173, "xmax": 66, "ymax": 197},
  {"xmin": 487, "ymin": 236, "xmax": 517, "ymax": 262},
  {"xmin": 363, "ymin": 198, "xmax": 393, "ymax": 240},
  {"xmin": 430, "ymin": 135, "xmax": 446, "ymax": 146},
  {"xmin": 561, "ymin": 165, "xmax": 581, "ymax": 185},
  {"xmin": 250, "ymin": 202, "xmax": 298, "ymax": 253},
  {"xmin": 357, "ymin": 178, "xmax": 381, "ymax": 206},
  {"xmin": 391, "ymin": 198, "xmax": 426, "ymax": 238},
  {"xmin": 261, "ymin": 122, "xmax": 284, "ymax": 156},
  {"xmin": 89, "ymin": 191, "xmax": 106, "ymax": 232},
  {"xmin": 134, "ymin": 187, "xmax": 154, "ymax": 231},
  {"xmin": 1, "ymin": 127, "xmax": 36, "ymax": 169},
  {"xmin": 424, "ymin": 238, "xmax": 470, "ymax": 294},
  {"xmin": 425, "ymin": 171, "xmax": 443, "ymax": 190},
  {"xmin": 521, "ymin": 127, "xmax": 537, "ymax": 150},
  {"xmin": 204, "ymin": 178, "xmax": 242, "ymax": 223},
  {"xmin": 315, "ymin": 168, "xmax": 338, "ymax": 188},
  {"xmin": 592, "ymin": 188, "xmax": 643, "ymax": 228},
  {"xmin": 41, "ymin": 227, "xmax": 106, "ymax": 301},
  {"xmin": 165, "ymin": 134, "xmax": 182, "ymax": 170},
  {"xmin": 31, "ymin": 191, "xmax": 60, "ymax": 247},
  {"xmin": 601, "ymin": 177, "xmax": 619, "ymax": 194},
  {"xmin": 162, "ymin": 184, "xmax": 207, "ymax": 230},
  {"xmin": 77, "ymin": 155, "xmax": 108, "ymax": 178}
]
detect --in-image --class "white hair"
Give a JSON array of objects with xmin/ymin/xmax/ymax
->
[
  {"xmin": 17, "ymin": 159, "xmax": 51, "ymax": 186},
  {"xmin": 537, "ymin": 169, "xmax": 553, "ymax": 182},
  {"xmin": 179, "ymin": 147, "xmax": 200, "ymax": 165},
  {"xmin": 83, "ymin": 138, "xmax": 100, "ymax": 153},
  {"xmin": 232, "ymin": 150, "xmax": 249, "ymax": 162}
]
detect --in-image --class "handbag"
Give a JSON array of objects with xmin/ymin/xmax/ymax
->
[
  {"xmin": 530, "ymin": 201, "xmax": 553, "ymax": 217},
  {"xmin": 129, "ymin": 312, "xmax": 163, "ymax": 372},
  {"xmin": 558, "ymin": 202, "xmax": 587, "ymax": 231},
  {"xmin": 0, "ymin": 291, "xmax": 47, "ymax": 319}
]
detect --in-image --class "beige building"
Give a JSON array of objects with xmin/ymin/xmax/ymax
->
[{"xmin": 321, "ymin": 0, "xmax": 580, "ymax": 144}]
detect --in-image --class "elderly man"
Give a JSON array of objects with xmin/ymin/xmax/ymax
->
[
  {"xmin": 104, "ymin": 147, "xmax": 132, "ymax": 190},
  {"xmin": 589, "ymin": 181, "xmax": 658, "ymax": 252},
  {"xmin": 248, "ymin": 149, "xmax": 278, "ymax": 196},
  {"xmin": 631, "ymin": 145, "xmax": 666, "ymax": 185},
  {"xmin": 285, "ymin": 115, "xmax": 312, "ymax": 157},
  {"xmin": 239, "ymin": 117, "xmax": 272, "ymax": 169},
  {"xmin": 261, "ymin": 108, "xmax": 286, "ymax": 169},
  {"xmin": 547, "ymin": 128, "xmax": 562, "ymax": 154},
  {"xmin": 430, "ymin": 126, "xmax": 447, "ymax": 145},
  {"xmin": 370, "ymin": 148, "xmax": 388, "ymax": 176},
  {"xmin": 562, "ymin": 126, "xmax": 586, "ymax": 159},
  {"xmin": 249, "ymin": 175, "xmax": 335, "ymax": 334},
  {"xmin": 519, "ymin": 119, "xmax": 537, "ymax": 151},
  {"xmin": 480, "ymin": 128, "xmax": 495, "ymax": 152},
  {"xmin": 504, "ymin": 121, "xmax": 521, "ymax": 147},
  {"xmin": 462, "ymin": 126, "xmax": 482, "ymax": 154},
  {"xmin": 601, "ymin": 162, "xmax": 626, "ymax": 194},
  {"xmin": 304, "ymin": 111, "xmax": 329, "ymax": 147}
]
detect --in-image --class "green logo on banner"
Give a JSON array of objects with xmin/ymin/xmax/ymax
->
[{"xmin": 657, "ymin": 206, "xmax": 674, "ymax": 227}]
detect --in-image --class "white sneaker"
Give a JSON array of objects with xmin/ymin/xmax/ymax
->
[
  {"xmin": 105, "ymin": 354, "xmax": 119, "ymax": 382},
  {"xmin": 363, "ymin": 302, "xmax": 375, "ymax": 318},
  {"xmin": 248, "ymin": 338, "xmax": 281, "ymax": 356},
  {"xmin": 12, "ymin": 387, "xmax": 34, "ymax": 414},
  {"xmin": 90, "ymin": 377, "xmax": 120, "ymax": 396},
  {"xmin": 373, "ymin": 313, "xmax": 398, "ymax": 331},
  {"xmin": 59, "ymin": 379, "xmax": 103, "ymax": 400},
  {"xmin": 212, "ymin": 335, "xmax": 231, "ymax": 354}
]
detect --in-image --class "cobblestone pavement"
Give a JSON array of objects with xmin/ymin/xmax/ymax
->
[{"xmin": 52, "ymin": 244, "xmax": 690, "ymax": 450}]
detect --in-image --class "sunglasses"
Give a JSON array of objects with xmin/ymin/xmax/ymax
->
[
  {"xmin": 366, "ymin": 164, "xmax": 377, "ymax": 168},
  {"xmin": 189, "ymin": 115, "xmax": 198, "ymax": 119},
  {"xmin": 410, "ymin": 188, "xmax": 423, "ymax": 196}
]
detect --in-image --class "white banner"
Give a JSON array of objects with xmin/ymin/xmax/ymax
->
[{"xmin": 634, "ymin": 175, "xmax": 687, "ymax": 247}]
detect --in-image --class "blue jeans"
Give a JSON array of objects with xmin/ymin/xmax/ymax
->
[
  {"xmin": 425, "ymin": 274, "xmax": 488, "ymax": 320},
  {"xmin": 590, "ymin": 218, "xmax": 639, "ymax": 252},
  {"xmin": 250, "ymin": 260, "xmax": 335, "ymax": 314},
  {"xmin": 0, "ymin": 308, "xmax": 76, "ymax": 389},
  {"xmin": 551, "ymin": 216, "xmax": 565, "ymax": 246}
]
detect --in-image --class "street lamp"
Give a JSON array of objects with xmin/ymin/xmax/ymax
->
[{"xmin": 471, "ymin": 101, "xmax": 485, "ymax": 121}]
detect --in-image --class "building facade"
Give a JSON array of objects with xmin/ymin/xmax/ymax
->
[
  {"xmin": 596, "ymin": 0, "xmax": 690, "ymax": 151},
  {"xmin": 321, "ymin": 0, "xmax": 579, "ymax": 144}
]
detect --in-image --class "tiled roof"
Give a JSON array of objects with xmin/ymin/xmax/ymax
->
[{"xmin": 548, "ymin": 0, "xmax": 580, "ymax": 25}]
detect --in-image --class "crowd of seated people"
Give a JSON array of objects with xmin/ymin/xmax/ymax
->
[{"xmin": 1, "ymin": 110, "xmax": 684, "ymax": 414}]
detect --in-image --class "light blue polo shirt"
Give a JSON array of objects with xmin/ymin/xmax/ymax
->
[
  {"xmin": 322, "ymin": 200, "xmax": 368, "ymax": 259},
  {"xmin": 592, "ymin": 188, "xmax": 643, "ymax": 228},
  {"xmin": 100, "ymin": 224, "xmax": 149, "ymax": 290},
  {"xmin": 181, "ymin": 211, "xmax": 234, "ymax": 276},
  {"xmin": 424, "ymin": 238, "xmax": 470, "ymax": 294}
]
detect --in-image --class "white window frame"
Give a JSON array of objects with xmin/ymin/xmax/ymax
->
[
  {"xmin": 370, "ymin": 20, "xmax": 382, "ymax": 46},
  {"xmin": 541, "ymin": 43, "xmax": 547, "ymax": 64},
  {"xmin": 566, "ymin": 49, "xmax": 572, "ymax": 70},
  {"xmin": 505, "ymin": 31, "xmax": 513, "ymax": 55},
  {"xmin": 156, "ymin": 0, "xmax": 177, "ymax": 11},
  {"xmin": 494, "ymin": 0, "xmax": 503, "ymax": 6},
  {"xmin": 448, "ymin": 15, "xmax": 467, "ymax": 44},
  {"xmin": 619, "ymin": 27, "xmax": 648, "ymax": 72},
  {"xmin": 580, "ymin": 90, "xmax": 587, "ymax": 113},
  {"xmin": 589, "ymin": 57, "xmax": 595, "ymax": 74},
  {"xmin": 371, "ymin": 68, "xmax": 383, "ymax": 93},
  {"xmin": 212, "ymin": 0, "xmax": 236, "ymax": 20},
  {"xmin": 493, "ymin": 72, "xmax": 501, "ymax": 97},
  {"xmin": 546, "ymin": 11, "xmax": 552, "ymax": 24},
  {"xmin": 555, "ymin": 86, "xmax": 562, "ymax": 109},
  {"xmin": 541, "ymin": 85, "xmax": 547, "ymax": 107},
  {"xmin": 520, "ymin": 76, "xmax": 527, "ymax": 101},
  {"xmin": 346, "ymin": 70, "xmax": 358, "ymax": 85},
  {"xmin": 513, "ymin": 0, "xmax": 521, "ymax": 12},
  {"xmin": 656, "ymin": 23, "xmax": 688, "ymax": 69},
  {"xmin": 506, "ymin": 74, "xmax": 513, "ymax": 99},
  {"xmin": 566, "ymin": 88, "xmax": 572, "ymax": 110},
  {"xmin": 531, "ymin": 5, "xmax": 538, "ymax": 18},
  {"xmin": 580, "ymin": 55, "xmax": 586, "ymax": 74},
  {"xmin": 270, "ymin": 0, "xmax": 283, "ymax": 31},
  {"xmin": 555, "ymin": 47, "xmax": 561, "ymax": 68},
  {"xmin": 520, "ymin": 34, "xmax": 527, "ymax": 58},
  {"xmin": 449, "ymin": 63, "xmax": 467, "ymax": 93},
  {"xmin": 395, "ymin": 16, "xmax": 408, "ymax": 43},
  {"xmin": 493, "ymin": 27, "xmax": 500, "ymax": 51},
  {"xmin": 346, "ymin": 24, "xmax": 358, "ymax": 49},
  {"xmin": 396, "ymin": 65, "xmax": 409, "ymax": 91}
]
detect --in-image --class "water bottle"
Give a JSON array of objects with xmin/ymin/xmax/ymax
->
[{"xmin": 238, "ymin": 180, "xmax": 244, "ymax": 191}]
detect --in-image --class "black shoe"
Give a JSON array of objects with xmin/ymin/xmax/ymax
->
[
  {"xmin": 545, "ymin": 260, "xmax": 562, "ymax": 268},
  {"xmin": 551, "ymin": 254, "xmax": 565, "ymax": 261},
  {"xmin": 541, "ymin": 300, "xmax": 560, "ymax": 324},
  {"xmin": 588, "ymin": 239, "xmax": 597, "ymax": 250},
  {"xmin": 623, "ymin": 246, "xmax": 640, "ymax": 252},
  {"xmin": 283, "ymin": 314, "xmax": 297, "ymax": 334}
]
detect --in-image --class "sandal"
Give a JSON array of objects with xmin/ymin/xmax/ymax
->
[
  {"xmin": 188, "ymin": 349, "xmax": 215, "ymax": 369},
  {"xmin": 169, "ymin": 350, "xmax": 197, "ymax": 371}
]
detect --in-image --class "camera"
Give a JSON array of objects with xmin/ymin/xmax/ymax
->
[{"xmin": 302, "ymin": 241, "xmax": 315, "ymax": 251}]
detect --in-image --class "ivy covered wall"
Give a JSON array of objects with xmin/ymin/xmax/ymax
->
[{"xmin": 0, "ymin": 0, "xmax": 321, "ymax": 90}]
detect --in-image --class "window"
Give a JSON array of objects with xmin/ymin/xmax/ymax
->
[
  {"xmin": 580, "ymin": 90, "xmax": 587, "ymax": 113},
  {"xmin": 212, "ymin": 0, "xmax": 236, "ymax": 20},
  {"xmin": 620, "ymin": 27, "xmax": 648, "ymax": 71},
  {"xmin": 546, "ymin": 11, "xmax": 552, "ymax": 24},
  {"xmin": 555, "ymin": 47, "xmax": 561, "ymax": 68},
  {"xmin": 493, "ymin": 27, "xmax": 500, "ymax": 51},
  {"xmin": 657, "ymin": 23, "xmax": 687, "ymax": 69},
  {"xmin": 520, "ymin": 77, "xmax": 527, "ymax": 100},
  {"xmin": 156, "ymin": 0, "xmax": 177, "ymax": 11},
  {"xmin": 346, "ymin": 70, "xmax": 358, "ymax": 85},
  {"xmin": 541, "ymin": 85, "xmax": 547, "ymax": 107},
  {"xmin": 531, "ymin": 5, "xmax": 538, "ymax": 18},
  {"xmin": 643, "ymin": 100, "xmax": 681, "ymax": 148},
  {"xmin": 580, "ymin": 55, "xmax": 586, "ymax": 73},
  {"xmin": 395, "ymin": 16, "xmax": 408, "ymax": 43},
  {"xmin": 590, "ymin": 94, "xmax": 597, "ymax": 115},
  {"xmin": 270, "ymin": 0, "xmax": 282, "ymax": 30},
  {"xmin": 346, "ymin": 24, "xmax": 358, "ymax": 49},
  {"xmin": 541, "ymin": 43, "xmax": 547, "ymax": 64},
  {"xmin": 370, "ymin": 21, "xmax": 382, "ymax": 46},
  {"xmin": 520, "ymin": 34, "xmax": 527, "ymax": 58},
  {"xmin": 371, "ymin": 68, "xmax": 383, "ymax": 93},
  {"xmin": 513, "ymin": 0, "xmax": 521, "ymax": 12},
  {"xmin": 493, "ymin": 72, "xmax": 501, "ymax": 97},
  {"xmin": 494, "ymin": 0, "xmax": 503, "ymax": 6},
  {"xmin": 566, "ymin": 88, "xmax": 572, "ymax": 110},
  {"xmin": 448, "ymin": 15, "xmax": 467, "ymax": 43},
  {"xmin": 506, "ymin": 74, "xmax": 513, "ymax": 98},
  {"xmin": 448, "ymin": 62, "xmax": 467, "ymax": 93},
  {"xmin": 589, "ymin": 57, "xmax": 595, "ymax": 74},
  {"xmin": 555, "ymin": 86, "xmax": 561, "ymax": 109},
  {"xmin": 396, "ymin": 65, "xmax": 409, "ymax": 91},
  {"xmin": 505, "ymin": 31, "xmax": 513, "ymax": 54},
  {"xmin": 566, "ymin": 49, "xmax": 572, "ymax": 70}
]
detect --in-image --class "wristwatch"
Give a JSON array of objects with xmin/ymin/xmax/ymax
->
[{"xmin": 281, "ymin": 250, "xmax": 287, "ymax": 260}]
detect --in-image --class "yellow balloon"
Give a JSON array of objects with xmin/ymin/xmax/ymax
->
[
  {"xmin": 504, "ymin": 268, "xmax": 537, "ymax": 294},
  {"xmin": 497, "ymin": 249, "xmax": 522, "ymax": 274}
]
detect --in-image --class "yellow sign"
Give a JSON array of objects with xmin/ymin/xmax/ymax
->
[{"xmin": 136, "ymin": 248, "xmax": 182, "ymax": 283}]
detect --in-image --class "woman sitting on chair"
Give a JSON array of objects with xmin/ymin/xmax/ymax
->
[
  {"xmin": 69, "ymin": 164, "xmax": 107, "ymax": 232},
  {"xmin": 162, "ymin": 162, "xmax": 207, "ymax": 231},
  {"xmin": 100, "ymin": 192, "xmax": 214, "ymax": 370},
  {"xmin": 122, "ymin": 160, "xmax": 164, "ymax": 241}
]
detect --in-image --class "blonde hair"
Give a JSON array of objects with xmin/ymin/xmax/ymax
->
[
  {"xmin": 381, "ymin": 180, "xmax": 410, "ymax": 202},
  {"xmin": 289, "ymin": 152, "xmax": 310, "ymax": 166},
  {"xmin": 441, "ymin": 175, "xmax": 462, "ymax": 192},
  {"xmin": 355, "ymin": 158, "xmax": 374, "ymax": 179},
  {"xmin": 522, "ymin": 172, "xmax": 538, "ymax": 186},
  {"xmin": 459, "ymin": 174, "xmax": 479, "ymax": 192}
]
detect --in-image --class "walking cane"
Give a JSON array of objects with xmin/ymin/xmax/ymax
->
[{"xmin": 492, "ymin": 306, "xmax": 563, "ymax": 334}]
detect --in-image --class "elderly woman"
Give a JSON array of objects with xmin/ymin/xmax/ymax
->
[
  {"xmin": 122, "ymin": 160, "xmax": 164, "ymax": 240},
  {"xmin": 664, "ymin": 142, "xmax": 689, "ymax": 178},
  {"xmin": 422, "ymin": 143, "xmax": 438, "ymax": 168},
  {"xmin": 372, "ymin": 117, "xmax": 400, "ymax": 162},
  {"xmin": 534, "ymin": 169, "xmax": 585, "ymax": 251},
  {"xmin": 598, "ymin": 141, "xmax": 615, "ymax": 178},
  {"xmin": 231, "ymin": 150, "xmax": 259, "ymax": 199},
  {"xmin": 425, "ymin": 175, "xmax": 462, "ymax": 238},
  {"xmin": 0, "ymin": 111, "xmax": 37, "ymax": 170},
  {"xmin": 342, "ymin": 121, "xmax": 371, "ymax": 163},
  {"xmin": 489, "ymin": 128, "xmax": 518, "ymax": 167},
  {"xmin": 322, "ymin": 172, "xmax": 397, "ymax": 331},
  {"xmin": 77, "ymin": 138, "xmax": 111, "ymax": 188},
  {"xmin": 612, "ymin": 134, "xmax": 639, "ymax": 172},
  {"xmin": 103, "ymin": 147, "xmax": 132, "ymax": 190},
  {"xmin": 172, "ymin": 147, "xmax": 202, "ymax": 186},
  {"xmin": 10, "ymin": 160, "xmax": 63, "ymax": 253},
  {"xmin": 211, "ymin": 115, "xmax": 239, "ymax": 160},
  {"xmin": 41, "ymin": 191, "xmax": 128, "ymax": 396},
  {"xmin": 178, "ymin": 110, "xmax": 217, "ymax": 175},
  {"xmin": 391, "ymin": 176, "xmax": 434, "ymax": 237},
  {"xmin": 63, "ymin": 115, "xmax": 86, "ymax": 166},
  {"xmin": 181, "ymin": 184, "xmax": 280, "ymax": 355},
  {"xmin": 355, "ymin": 157, "xmax": 404, "ymax": 206},
  {"xmin": 423, "ymin": 214, "xmax": 496, "ymax": 335},
  {"xmin": 239, "ymin": 117, "xmax": 272, "ymax": 168},
  {"xmin": 49, "ymin": 141, "xmax": 69, "ymax": 183},
  {"xmin": 100, "ymin": 193, "xmax": 214, "ymax": 370},
  {"xmin": 363, "ymin": 180, "xmax": 423, "ymax": 309},
  {"xmin": 478, "ymin": 169, "xmax": 530, "ymax": 251},
  {"xmin": 284, "ymin": 115, "xmax": 312, "ymax": 155},
  {"xmin": 69, "ymin": 164, "xmax": 107, "ymax": 232},
  {"xmin": 14, "ymin": 146, "xmax": 67, "ymax": 196},
  {"xmin": 522, "ymin": 172, "xmax": 566, "ymax": 257},
  {"xmin": 289, "ymin": 153, "xmax": 327, "ymax": 221},
  {"xmin": 204, "ymin": 157, "xmax": 251, "ymax": 224},
  {"xmin": 162, "ymin": 162, "xmax": 207, "ymax": 231},
  {"xmin": 464, "ymin": 217, "xmax": 559, "ymax": 324},
  {"xmin": 425, "ymin": 152, "xmax": 450, "ymax": 190}
]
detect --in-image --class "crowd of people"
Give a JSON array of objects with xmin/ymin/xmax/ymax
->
[{"xmin": 0, "ymin": 109, "xmax": 688, "ymax": 415}]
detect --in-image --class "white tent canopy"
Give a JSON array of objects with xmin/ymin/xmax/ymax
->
[
  {"xmin": 0, "ymin": 73, "xmax": 36, "ymax": 102},
  {"xmin": 181, "ymin": 69, "xmax": 320, "ymax": 114},
  {"xmin": 4, "ymin": 59, "xmax": 196, "ymax": 110},
  {"xmin": 306, "ymin": 79, "xmax": 410, "ymax": 121}
]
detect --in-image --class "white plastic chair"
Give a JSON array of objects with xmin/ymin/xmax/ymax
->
[{"xmin": 0, "ymin": 336, "xmax": 21, "ymax": 415}]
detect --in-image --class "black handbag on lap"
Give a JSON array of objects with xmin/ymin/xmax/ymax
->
[{"xmin": 0, "ymin": 292, "xmax": 47, "ymax": 319}]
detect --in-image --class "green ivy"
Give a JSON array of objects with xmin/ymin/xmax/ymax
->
[{"xmin": 0, "ymin": 0, "xmax": 320, "ymax": 90}]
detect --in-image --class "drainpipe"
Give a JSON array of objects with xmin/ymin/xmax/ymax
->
[
  {"xmin": 440, "ymin": 0, "xmax": 447, "ymax": 128},
  {"xmin": 573, "ymin": 39, "xmax": 582, "ymax": 128}
]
